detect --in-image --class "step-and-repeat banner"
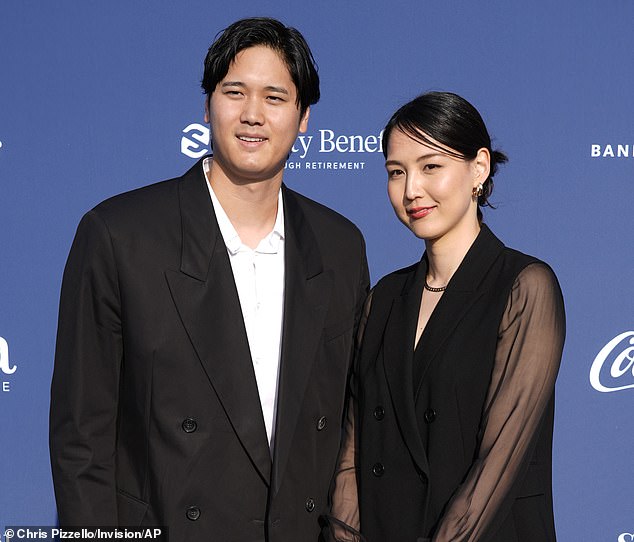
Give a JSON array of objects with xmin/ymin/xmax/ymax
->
[{"xmin": 1, "ymin": 2, "xmax": 633, "ymax": 540}]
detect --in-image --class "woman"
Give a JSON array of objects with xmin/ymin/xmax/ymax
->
[{"xmin": 328, "ymin": 92, "xmax": 565, "ymax": 541}]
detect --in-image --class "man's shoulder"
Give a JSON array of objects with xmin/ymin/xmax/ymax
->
[
  {"xmin": 283, "ymin": 186, "xmax": 362, "ymax": 238},
  {"xmin": 92, "ymin": 176, "xmax": 180, "ymax": 220},
  {"xmin": 88, "ymin": 158, "xmax": 205, "ymax": 229}
]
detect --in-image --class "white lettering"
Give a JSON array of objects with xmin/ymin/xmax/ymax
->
[
  {"xmin": 2, "ymin": 381, "xmax": 10, "ymax": 391},
  {"xmin": 304, "ymin": 161, "xmax": 366, "ymax": 170},
  {"xmin": 589, "ymin": 331, "xmax": 634, "ymax": 392},
  {"xmin": 296, "ymin": 135, "xmax": 312, "ymax": 158},
  {"xmin": 365, "ymin": 135, "xmax": 378, "ymax": 152},
  {"xmin": 618, "ymin": 533, "xmax": 634, "ymax": 542},
  {"xmin": 320, "ymin": 129, "xmax": 336, "ymax": 152},
  {"xmin": 180, "ymin": 123, "xmax": 383, "ymax": 159},
  {"xmin": 590, "ymin": 144, "xmax": 634, "ymax": 158},
  {"xmin": 180, "ymin": 123, "xmax": 209, "ymax": 158},
  {"xmin": 0, "ymin": 336, "xmax": 17, "ymax": 375},
  {"xmin": 318, "ymin": 130, "xmax": 383, "ymax": 154}
]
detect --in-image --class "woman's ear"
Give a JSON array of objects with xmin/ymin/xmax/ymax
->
[{"xmin": 473, "ymin": 147, "xmax": 491, "ymax": 185}]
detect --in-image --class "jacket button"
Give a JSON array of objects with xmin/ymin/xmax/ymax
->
[
  {"xmin": 423, "ymin": 408, "xmax": 436, "ymax": 424},
  {"xmin": 373, "ymin": 406, "xmax": 385, "ymax": 421},
  {"xmin": 182, "ymin": 418, "xmax": 197, "ymax": 433},
  {"xmin": 305, "ymin": 498, "xmax": 316, "ymax": 512},
  {"xmin": 186, "ymin": 506, "xmax": 201, "ymax": 521},
  {"xmin": 316, "ymin": 416, "xmax": 327, "ymax": 431},
  {"xmin": 372, "ymin": 462, "xmax": 384, "ymax": 477}
]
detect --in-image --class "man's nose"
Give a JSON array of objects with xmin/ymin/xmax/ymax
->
[{"xmin": 241, "ymin": 97, "xmax": 264, "ymax": 125}]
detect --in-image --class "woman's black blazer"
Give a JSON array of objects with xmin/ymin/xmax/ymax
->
[{"xmin": 356, "ymin": 225, "xmax": 565, "ymax": 541}]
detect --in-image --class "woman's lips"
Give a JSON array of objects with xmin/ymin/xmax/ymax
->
[{"xmin": 407, "ymin": 206, "xmax": 435, "ymax": 219}]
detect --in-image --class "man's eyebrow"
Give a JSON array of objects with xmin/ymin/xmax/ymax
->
[
  {"xmin": 220, "ymin": 81, "xmax": 289, "ymax": 95},
  {"xmin": 264, "ymin": 86, "xmax": 289, "ymax": 95}
]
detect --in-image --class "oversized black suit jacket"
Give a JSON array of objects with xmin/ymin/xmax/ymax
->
[
  {"xmin": 50, "ymin": 158, "xmax": 369, "ymax": 542},
  {"xmin": 355, "ymin": 226, "xmax": 564, "ymax": 541}
]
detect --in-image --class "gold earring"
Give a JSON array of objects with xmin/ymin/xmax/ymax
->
[{"xmin": 472, "ymin": 183, "xmax": 484, "ymax": 198}]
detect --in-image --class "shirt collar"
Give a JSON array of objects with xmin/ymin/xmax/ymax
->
[{"xmin": 203, "ymin": 157, "xmax": 285, "ymax": 255}]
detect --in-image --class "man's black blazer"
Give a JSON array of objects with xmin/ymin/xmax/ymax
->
[{"xmin": 50, "ymin": 158, "xmax": 369, "ymax": 542}]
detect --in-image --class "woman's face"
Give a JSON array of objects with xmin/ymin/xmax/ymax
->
[{"xmin": 385, "ymin": 128, "xmax": 488, "ymax": 245}]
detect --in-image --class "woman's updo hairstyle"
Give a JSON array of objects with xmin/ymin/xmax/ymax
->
[{"xmin": 382, "ymin": 91, "xmax": 507, "ymax": 220}]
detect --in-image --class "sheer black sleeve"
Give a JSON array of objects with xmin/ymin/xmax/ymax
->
[
  {"xmin": 321, "ymin": 293, "xmax": 373, "ymax": 542},
  {"xmin": 432, "ymin": 263, "xmax": 565, "ymax": 541}
]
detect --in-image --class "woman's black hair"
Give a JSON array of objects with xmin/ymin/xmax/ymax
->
[
  {"xmin": 382, "ymin": 91, "xmax": 507, "ymax": 219},
  {"xmin": 201, "ymin": 17, "xmax": 320, "ymax": 116}
]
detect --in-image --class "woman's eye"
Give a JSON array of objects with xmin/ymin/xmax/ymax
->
[
  {"xmin": 424, "ymin": 163, "xmax": 440, "ymax": 171},
  {"xmin": 388, "ymin": 169, "xmax": 404, "ymax": 178}
]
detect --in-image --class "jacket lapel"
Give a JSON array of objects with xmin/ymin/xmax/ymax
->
[
  {"xmin": 413, "ymin": 225, "xmax": 505, "ymax": 399},
  {"xmin": 271, "ymin": 187, "xmax": 331, "ymax": 495},
  {"xmin": 165, "ymin": 157, "xmax": 271, "ymax": 485},
  {"xmin": 383, "ymin": 259, "xmax": 431, "ymax": 477}
]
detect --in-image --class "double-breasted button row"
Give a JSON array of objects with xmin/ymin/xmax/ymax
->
[
  {"xmin": 373, "ymin": 405, "xmax": 385, "ymax": 421},
  {"xmin": 423, "ymin": 408, "xmax": 437, "ymax": 424},
  {"xmin": 182, "ymin": 417, "xmax": 197, "ymax": 433},
  {"xmin": 305, "ymin": 497, "xmax": 316, "ymax": 512},
  {"xmin": 316, "ymin": 416, "xmax": 327, "ymax": 431},
  {"xmin": 186, "ymin": 506, "xmax": 200, "ymax": 521},
  {"xmin": 372, "ymin": 462, "xmax": 385, "ymax": 477}
]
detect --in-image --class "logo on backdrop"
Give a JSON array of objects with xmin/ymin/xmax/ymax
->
[
  {"xmin": 181, "ymin": 123, "xmax": 383, "ymax": 171},
  {"xmin": 618, "ymin": 533, "xmax": 634, "ymax": 542},
  {"xmin": 1, "ymin": 336, "xmax": 17, "ymax": 393},
  {"xmin": 589, "ymin": 331, "xmax": 634, "ymax": 393},
  {"xmin": 590, "ymin": 144, "xmax": 634, "ymax": 158}
]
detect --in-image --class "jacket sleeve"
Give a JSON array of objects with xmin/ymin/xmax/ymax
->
[
  {"xmin": 432, "ymin": 263, "xmax": 565, "ymax": 541},
  {"xmin": 49, "ymin": 209, "xmax": 123, "ymax": 525}
]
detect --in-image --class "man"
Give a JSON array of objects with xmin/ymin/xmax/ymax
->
[{"xmin": 50, "ymin": 17, "xmax": 369, "ymax": 542}]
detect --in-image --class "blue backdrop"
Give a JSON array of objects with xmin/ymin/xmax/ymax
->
[{"xmin": 2, "ymin": 1, "xmax": 633, "ymax": 539}]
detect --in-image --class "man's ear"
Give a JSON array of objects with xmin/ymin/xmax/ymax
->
[
  {"xmin": 299, "ymin": 106, "xmax": 310, "ymax": 134},
  {"xmin": 204, "ymin": 96, "xmax": 211, "ymax": 124}
]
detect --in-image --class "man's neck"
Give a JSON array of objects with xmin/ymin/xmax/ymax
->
[{"xmin": 206, "ymin": 161, "xmax": 282, "ymax": 249}]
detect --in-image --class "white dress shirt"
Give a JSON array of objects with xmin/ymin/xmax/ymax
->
[{"xmin": 203, "ymin": 159, "xmax": 285, "ymax": 448}]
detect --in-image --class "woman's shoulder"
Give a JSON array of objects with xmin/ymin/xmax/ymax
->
[
  {"xmin": 498, "ymin": 247, "xmax": 564, "ymax": 311},
  {"xmin": 373, "ymin": 260, "xmax": 420, "ymax": 294},
  {"xmin": 500, "ymin": 246, "xmax": 560, "ymax": 286}
]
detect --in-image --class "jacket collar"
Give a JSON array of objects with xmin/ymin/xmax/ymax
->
[
  {"xmin": 167, "ymin": 157, "xmax": 329, "ymax": 491},
  {"xmin": 382, "ymin": 224, "xmax": 505, "ymax": 475}
]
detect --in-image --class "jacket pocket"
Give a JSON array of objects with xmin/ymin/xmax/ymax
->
[
  {"xmin": 116, "ymin": 489, "xmax": 149, "ymax": 526},
  {"xmin": 322, "ymin": 317, "xmax": 353, "ymax": 343}
]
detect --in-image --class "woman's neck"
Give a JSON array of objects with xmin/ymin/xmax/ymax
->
[{"xmin": 424, "ymin": 224, "xmax": 481, "ymax": 288}]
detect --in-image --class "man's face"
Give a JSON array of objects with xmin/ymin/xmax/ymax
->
[{"xmin": 205, "ymin": 45, "xmax": 309, "ymax": 186}]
